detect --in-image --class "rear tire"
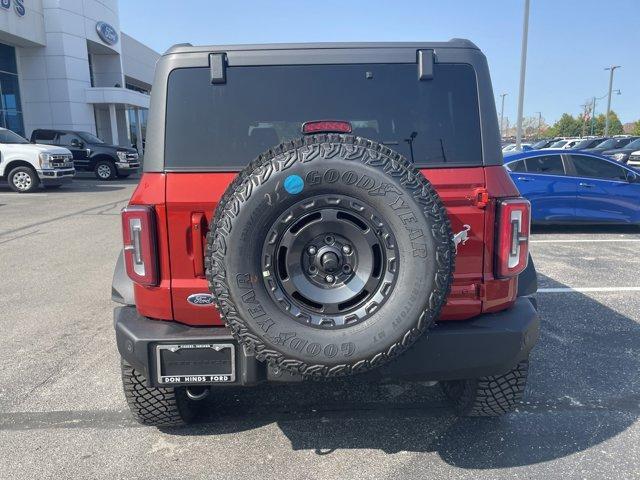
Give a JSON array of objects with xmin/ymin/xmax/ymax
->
[
  {"xmin": 94, "ymin": 160, "xmax": 116, "ymax": 180},
  {"xmin": 8, "ymin": 166, "xmax": 40, "ymax": 193},
  {"xmin": 121, "ymin": 359, "xmax": 198, "ymax": 427},
  {"xmin": 441, "ymin": 360, "xmax": 529, "ymax": 417}
]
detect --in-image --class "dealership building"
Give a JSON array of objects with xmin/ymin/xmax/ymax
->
[{"xmin": 0, "ymin": 0, "xmax": 159, "ymax": 153}]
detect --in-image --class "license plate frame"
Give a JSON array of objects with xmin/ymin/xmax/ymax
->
[{"xmin": 155, "ymin": 343, "xmax": 235, "ymax": 385}]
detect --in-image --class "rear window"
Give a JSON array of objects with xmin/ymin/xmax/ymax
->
[{"xmin": 164, "ymin": 63, "xmax": 482, "ymax": 170}]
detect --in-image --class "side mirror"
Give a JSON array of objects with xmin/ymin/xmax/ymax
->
[
  {"xmin": 70, "ymin": 139, "xmax": 83, "ymax": 148},
  {"xmin": 626, "ymin": 171, "xmax": 639, "ymax": 183}
]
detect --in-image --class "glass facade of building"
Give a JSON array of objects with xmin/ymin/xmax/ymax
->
[{"xmin": 0, "ymin": 43, "xmax": 24, "ymax": 136}]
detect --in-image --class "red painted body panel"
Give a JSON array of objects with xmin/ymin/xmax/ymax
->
[
  {"xmin": 128, "ymin": 173, "xmax": 173, "ymax": 320},
  {"xmin": 127, "ymin": 166, "xmax": 521, "ymax": 326}
]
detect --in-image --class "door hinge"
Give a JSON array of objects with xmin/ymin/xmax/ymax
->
[{"xmin": 472, "ymin": 187, "xmax": 490, "ymax": 209}]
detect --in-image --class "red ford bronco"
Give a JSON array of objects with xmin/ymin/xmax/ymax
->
[{"xmin": 112, "ymin": 41, "xmax": 538, "ymax": 427}]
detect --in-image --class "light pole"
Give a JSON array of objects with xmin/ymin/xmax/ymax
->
[
  {"xmin": 591, "ymin": 89, "xmax": 621, "ymax": 136},
  {"xmin": 499, "ymin": 93, "xmax": 508, "ymax": 138},
  {"xmin": 535, "ymin": 111, "xmax": 542, "ymax": 139},
  {"xmin": 515, "ymin": 0, "xmax": 530, "ymax": 149},
  {"xmin": 604, "ymin": 65, "xmax": 621, "ymax": 136}
]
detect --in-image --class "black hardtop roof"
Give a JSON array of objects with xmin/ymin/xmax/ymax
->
[{"xmin": 163, "ymin": 39, "xmax": 479, "ymax": 56}]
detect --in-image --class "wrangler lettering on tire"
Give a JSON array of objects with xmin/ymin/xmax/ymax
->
[{"xmin": 205, "ymin": 134, "xmax": 455, "ymax": 378}]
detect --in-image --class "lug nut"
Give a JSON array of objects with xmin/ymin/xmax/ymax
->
[
  {"xmin": 309, "ymin": 266, "xmax": 317, "ymax": 274},
  {"xmin": 325, "ymin": 275, "xmax": 335, "ymax": 283},
  {"xmin": 342, "ymin": 264, "xmax": 351, "ymax": 273},
  {"xmin": 342, "ymin": 245, "xmax": 352, "ymax": 254},
  {"xmin": 324, "ymin": 235, "xmax": 335, "ymax": 245},
  {"xmin": 307, "ymin": 246, "xmax": 317, "ymax": 255}
]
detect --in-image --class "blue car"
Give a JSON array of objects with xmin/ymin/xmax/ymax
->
[{"xmin": 505, "ymin": 149, "xmax": 640, "ymax": 225}]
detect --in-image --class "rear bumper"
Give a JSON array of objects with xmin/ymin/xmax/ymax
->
[{"xmin": 114, "ymin": 297, "xmax": 539, "ymax": 387}]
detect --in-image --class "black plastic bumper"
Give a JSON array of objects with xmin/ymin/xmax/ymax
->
[{"xmin": 114, "ymin": 297, "xmax": 539, "ymax": 387}]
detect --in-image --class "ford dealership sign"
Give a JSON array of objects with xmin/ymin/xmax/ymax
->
[
  {"xmin": 0, "ymin": 0, "xmax": 25, "ymax": 17},
  {"xmin": 96, "ymin": 21, "xmax": 118, "ymax": 46}
]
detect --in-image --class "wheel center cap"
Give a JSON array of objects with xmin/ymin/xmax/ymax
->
[{"xmin": 320, "ymin": 252, "xmax": 340, "ymax": 272}]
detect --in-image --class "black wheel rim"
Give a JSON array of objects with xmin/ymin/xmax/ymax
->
[{"xmin": 262, "ymin": 195, "xmax": 398, "ymax": 328}]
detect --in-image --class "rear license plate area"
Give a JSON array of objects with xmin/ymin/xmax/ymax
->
[{"xmin": 155, "ymin": 343, "xmax": 235, "ymax": 385}]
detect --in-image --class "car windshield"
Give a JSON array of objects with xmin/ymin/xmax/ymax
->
[
  {"xmin": 550, "ymin": 140, "xmax": 568, "ymax": 148},
  {"xmin": 594, "ymin": 139, "xmax": 615, "ymax": 149},
  {"xmin": 165, "ymin": 63, "xmax": 483, "ymax": 169},
  {"xmin": 625, "ymin": 139, "xmax": 640, "ymax": 150},
  {"xmin": 572, "ymin": 140, "xmax": 592, "ymax": 149},
  {"xmin": 78, "ymin": 131, "xmax": 105, "ymax": 144},
  {"xmin": 0, "ymin": 129, "xmax": 29, "ymax": 144},
  {"xmin": 531, "ymin": 140, "xmax": 549, "ymax": 149}
]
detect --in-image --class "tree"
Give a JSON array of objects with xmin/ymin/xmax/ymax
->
[
  {"xmin": 547, "ymin": 113, "xmax": 581, "ymax": 138},
  {"xmin": 592, "ymin": 111, "xmax": 623, "ymax": 136},
  {"xmin": 631, "ymin": 120, "xmax": 640, "ymax": 136},
  {"xmin": 522, "ymin": 115, "xmax": 548, "ymax": 139}
]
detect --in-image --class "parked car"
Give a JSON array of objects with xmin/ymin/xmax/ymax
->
[
  {"xmin": 502, "ymin": 143, "xmax": 533, "ymax": 153},
  {"xmin": 584, "ymin": 136, "xmax": 639, "ymax": 155},
  {"xmin": 627, "ymin": 150, "xmax": 640, "ymax": 169},
  {"xmin": 30, "ymin": 129, "xmax": 140, "ymax": 180},
  {"xmin": 541, "ymin": 138, "xmax": 581, "ymax": 150},
  {"xmin": 0, "ymin": 128, "xmax": 74, "ymax": 193},
  {"xmin": 506, "ymin": 149, "xmax": 640, "ymax": 224},
  {"xmin": 601, "ymin": 137, "xmax": 640, "ymax": 164},
  {"xmin": 530, "ymin": 138, "xmax": 558, "ymax": 149},
  {"xmin": 569, "ymin": 137, "xmax": 607, "ymax": 150},
  {"xmin": 112, "ymin": 41, "xmax": 538, "ymax": 427}
]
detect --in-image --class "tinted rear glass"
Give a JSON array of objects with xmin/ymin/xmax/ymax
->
[
  {"xmin": 165, "ymin": 63, "xmax": 482, "ymax": 170},
  {"xmin": 525, "ymin": 155, "xmax": 565, "ymax": 175}
]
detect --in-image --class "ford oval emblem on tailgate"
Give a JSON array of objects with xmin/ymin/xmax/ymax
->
[{"xmin": 187, "ymin": 293, "xmax": 215, "ymax": 306}]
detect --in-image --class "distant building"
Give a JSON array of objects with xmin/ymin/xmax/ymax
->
[{"xmin": 0, "ymin": 0, "xmax": 159, "ymax": 152}]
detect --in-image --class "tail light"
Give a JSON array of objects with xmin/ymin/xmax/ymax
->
[
  {"xmin": 302, "ymin": 120, "xmax": 352, "ymax": 134},
  {"xmin": 496, "ymin": 198, "xmax": 530, "ymax": 278},
  {"xmin": 121, "ymin": 205, "xmax": 158, "ymax": 286}
]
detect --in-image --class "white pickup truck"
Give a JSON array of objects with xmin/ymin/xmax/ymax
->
[{"xmin": 0, "ymin": 128, "xmax": 75, "ymax": 193}]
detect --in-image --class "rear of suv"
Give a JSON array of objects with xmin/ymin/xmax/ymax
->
[
  {"xmin": 112, "ymin": 41, "xmax": 539, "ymax": 427},
  {"xmin": 30, "ymin": 129, "xmax": 140, "ymax": 180}
]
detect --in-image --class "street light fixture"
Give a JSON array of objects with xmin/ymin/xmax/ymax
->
[{"xmin": 604, "ymin": 65, "xmax": 621, "ymax": 137}]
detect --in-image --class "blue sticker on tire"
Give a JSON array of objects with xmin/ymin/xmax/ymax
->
[{"xmin": 284, "ymin": 175, "xmax": 304, "ymax": 195}]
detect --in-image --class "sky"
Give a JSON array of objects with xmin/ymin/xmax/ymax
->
[{"xmin": 119, "ymin": 0, "xmax": 639, "ymax": 126}]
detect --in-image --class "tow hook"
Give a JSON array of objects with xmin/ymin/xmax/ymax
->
[
  {"xmin": 186, "ymin": 386, "xmax": 210, "ymax": 401},
  {"xmin": 453, "ymin": 225, "xmax": 471, "ymax": 253}
]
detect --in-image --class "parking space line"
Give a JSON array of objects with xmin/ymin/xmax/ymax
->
[
  {"xmin": 531, "ymin": 239, "xmax": 640, "ymax": 243},
  {"xmin": 538, "ymin": 287, "xmax": 640, "ymax": 293}
]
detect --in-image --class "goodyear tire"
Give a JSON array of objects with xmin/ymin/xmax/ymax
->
[{"xmin": 206, "ymin": 134, "xmax": 455, "ymax": 378}]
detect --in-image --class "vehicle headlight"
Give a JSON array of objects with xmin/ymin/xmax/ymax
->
[
  {"xmin": 38, "ymin": 153, "xmax": 53, "ymax": 169},
  {"xmin": 117, "ymin": 151, "xmax": 128, "ymax": 161},
  {"xmin": 610, "ymin": 153, "xmax": 627, "ymax": 162}
]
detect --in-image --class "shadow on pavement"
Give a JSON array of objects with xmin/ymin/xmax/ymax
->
[{"xmin": 163, "ymin": 274, "xmax": 640, "ymax": 470}]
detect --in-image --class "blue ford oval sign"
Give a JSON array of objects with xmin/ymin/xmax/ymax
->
[
  {"xmin": 96, "ymin": 21, "xmax": 118, "ymax": 46},
  {"xmin": 187, "ymin": 293, "xmax": 215, "ymax": 306}
]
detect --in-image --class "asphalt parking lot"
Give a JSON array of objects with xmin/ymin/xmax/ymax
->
[{"xmin": 1, "ymin": 176, "xmax": 639, "ymax": 480}]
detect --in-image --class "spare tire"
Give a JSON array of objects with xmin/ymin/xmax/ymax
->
[{"xmin": 206, "ymin": 134, "xmax": 455, "ymax": 378}]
